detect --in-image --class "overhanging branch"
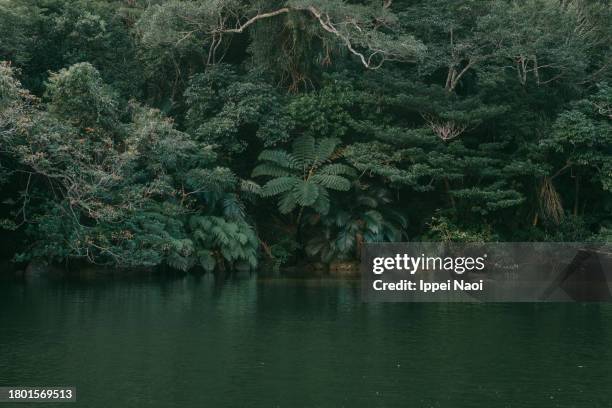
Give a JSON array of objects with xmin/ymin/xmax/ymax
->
[
  {"xmin": 220, "ymin": 7, "xmax": 290, "ymax": 33},
  {"xmin": 211, "ymin": 5, "xmax": 404, "ymax": 69}
]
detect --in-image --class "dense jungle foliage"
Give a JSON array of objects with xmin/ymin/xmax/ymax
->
[{"xmin": 1, "ymin": 0, "xmax": 611, "ymax": 272}]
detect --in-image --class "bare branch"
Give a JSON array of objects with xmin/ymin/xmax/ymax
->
[
  {"xmin": 211, "ymin": 5, "xmax": 409, "ymax": 70},
  {"xmin": 218, "ymin": 7, "xmax": 290, "ymax": 33},
  {"xmin": 422, "ymin": 114, "xmax": 468, "ymax": 142}
]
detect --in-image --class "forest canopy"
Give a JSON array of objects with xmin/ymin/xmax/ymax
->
[{"xmin": 1, "ymin": 0, "xmax": 611, "ymax": 272}]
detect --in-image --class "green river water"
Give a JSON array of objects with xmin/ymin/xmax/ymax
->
[{"xmin": 0, "ymin": 273, "xmax": 611, "ymax": 407}]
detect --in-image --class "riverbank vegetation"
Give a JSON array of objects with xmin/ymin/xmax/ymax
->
[{"xmin": 1, "ymin": 0, "xmax": 611, "ymax": 272}]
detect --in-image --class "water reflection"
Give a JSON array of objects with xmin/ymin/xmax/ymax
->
[{"xmin": 0, "ymin": 274, "xmax": 611, "ymax": 407}]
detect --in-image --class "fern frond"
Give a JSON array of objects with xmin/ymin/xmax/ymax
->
[
  {"xmin": 278, "ymin": 191, "xmax": 297, "ymax": 214},
  {"xmin": 385, "ymin": 209, "xmax": 408, "ymax": 229},
  {"xmin": 240, "ymin": 179, "xmax": 262, "ymax": 195},
  {"xmin": 319, "ymin": 163, "xmax": 357, "ymax": 177},
  {"xmin": 261, "ymin": 177, "xmax": 299, "ymax": 197},
  {"xmin": 312, "ymin": 185, "xmax": 330, "ymax": 215},
  {"xmin": 166, "ymin": 253, "xmax": 195, "ymax": 272},
  {"xmin": 294, "ymin": 181, "xmax": 319, "ymax": 206},
  {"xmin": 311, "ymin": 174, "xmax": 351, "ymax": 191},
  {"xmin": 197, "ymin": 249, "xmax": 216, "ymax": 272},
  {"xmin": 335, "ymin": 229, "xmax": 356, "ymax": 253},
  {"xmin": 212, "ymin": 225, "xmax": 230, "ymax": 245},
  {"xmin": 292, "ymin": 135, "xmax": 316, "ymax": 167},
  {"xmin": 314, "ymin": 138, "xmax": 341, "ymax": 166},
  {"xmin": 251, "ymin": 163, "xmax": 291, "ymax": 178},
  {"xmin": 363, "ymin": 210, "xmax": 384, "ymax": 234},
  {"xmin": 222, "ymin": 194, "xmax": 246, "ymax": 220},
  {"xmin": 257, "ymin": 150, "xmax": 298, "ymax": 169},
  {"xmin": 236, "ymin": 232, "xmax": 248, "ymax": 245}
]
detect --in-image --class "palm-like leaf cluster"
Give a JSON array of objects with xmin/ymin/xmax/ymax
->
[
  {"xmin": 190, "ymin": 216, "xmax": 258, "ymax": 271},
  {"xmin": 305, "ymin": 187, "xmax": 408, "ymax": 262},
  {"xmin": 252, "ymin": 135, "xmax": 355, "ymax": 215}
]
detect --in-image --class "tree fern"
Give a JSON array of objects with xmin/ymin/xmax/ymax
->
[
  {"xmin": 189, "ymin": 215, "xmax": 258, "ymax": 271},
  {"xmin": 253, "ymin": 135, "xmax": 355, "ymax": 216}
]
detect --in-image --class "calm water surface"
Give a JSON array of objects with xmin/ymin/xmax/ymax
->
[{"xmin": 0, "ymin": 273, "xmax": 611, "ymax": 407}]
